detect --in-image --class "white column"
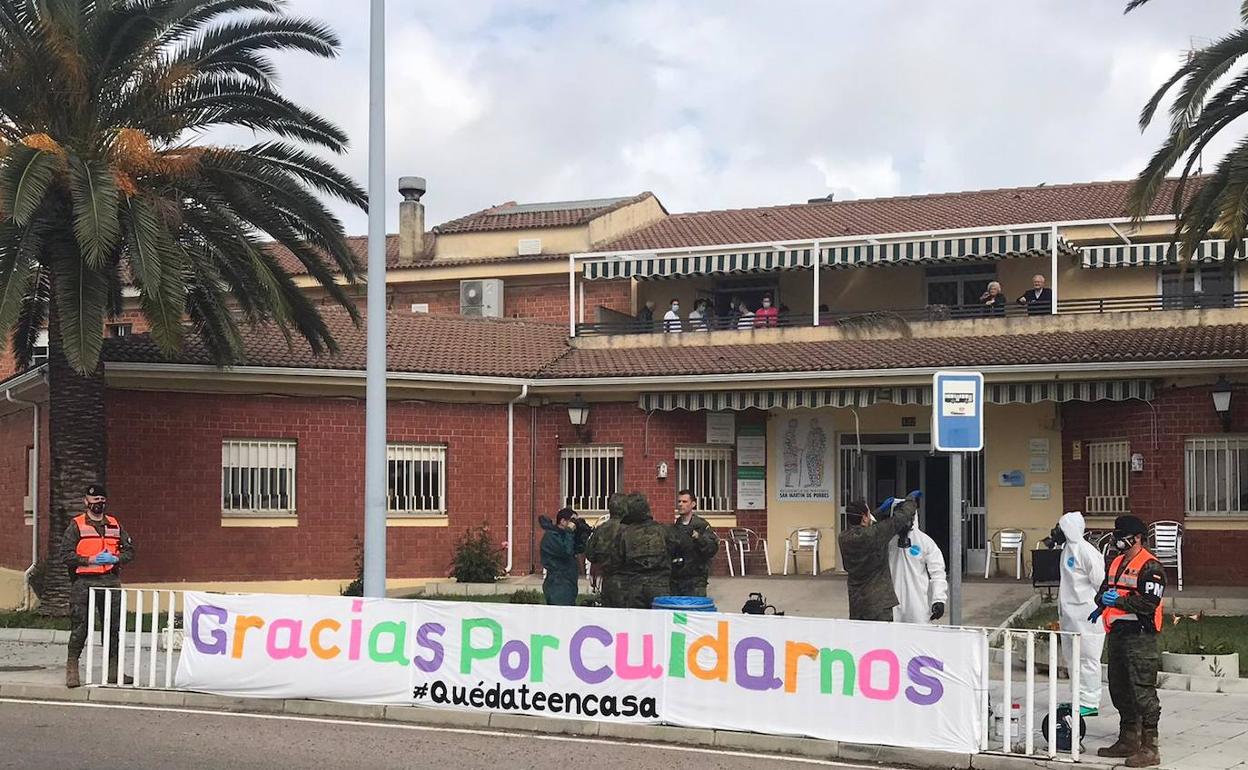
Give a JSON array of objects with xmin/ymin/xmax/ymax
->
[
  {"xmin": 568, "ymin": 253, "xmax": 577, "ymax": 336},
  {"xmin": 1050, "ymin": 225, "xmax": 1059, "ymax": 315},
  {"xmin": 812, "ymin": 240, "xmax": 821, "ymax": 326}
]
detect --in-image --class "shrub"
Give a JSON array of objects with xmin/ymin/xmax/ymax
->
[
  {"xmin": 340, "ymin": 536, "xmax": 364, "ymax": 597},
  {"xmin": 450, "ymin": 525, "xmax": 505, "ymax": 583},
  {"xmin": 27, "ymin": 560, "xmax": 50, "ymax": 600},
  {"xmin": 508, "ymin": 589, "xmax": 544, "ymax": 605}
]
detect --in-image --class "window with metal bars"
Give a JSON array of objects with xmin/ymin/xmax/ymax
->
[
  {"xmin": 560, "ymin": 445, "xmax": 622, "ymax": 513},
  {"xmin": 221, "ymin": 439, "xmax": 296, "ymax": 514},
  {"xmin": 675, "ymin": 445, "xmax": 734, "ymax": 513},
  {"xmin": 387, "ymin": 444, "xmax": 447, "ymax": 515},
  {"xmin": 1185, "ymin": 436, "xmax": 1248, "ymax": 516},
  {"xmin": 1086, "ymin": 440, "xmax": 1130, "ymax": 514}
]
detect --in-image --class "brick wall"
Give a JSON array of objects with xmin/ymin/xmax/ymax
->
[
  {"xmin": 1062, "ymin": 382, "xmax": 1248, "ymax": 585},
  {"xmin": 102, "ymin": 391, "xmax": 765, "ymax": 585},
  {"xmin": 391, "ymin": 277, "xmax": 632, "ymax": 324},
  {"xmin": 105, "ymin": 390, "xmax": 530, "ymax": 584},
  {"xmin": 529, "ymin": 402, "xmax": 767, "ymax": 577},
  {"xmin": 0, "ymin": 405, "xmax": 49, "ymax": 571}
]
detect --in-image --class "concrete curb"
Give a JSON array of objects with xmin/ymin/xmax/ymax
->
[{"xmin": 0, "ymin": 681, "xmax": 1094, "ymax": 770}]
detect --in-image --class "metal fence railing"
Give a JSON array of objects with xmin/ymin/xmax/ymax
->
[{"xmin": 82, "ymin": 587, "xmax": 1085, "ymax": 762}]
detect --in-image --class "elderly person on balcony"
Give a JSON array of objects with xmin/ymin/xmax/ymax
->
[
  {"xmin": 979, "ymin": 281, "xmax": 1006, "ymax": 316},
  {"xmin": 1017, "ymin": 274, "xmax": 1053, "ymax": 315}
]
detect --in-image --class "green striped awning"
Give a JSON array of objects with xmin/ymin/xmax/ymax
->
[
  {"xmin": 640, "ymin": 380, "xmax": 1153, "ymax": 412},
  {"xmin": 824, "ymin": 231, "xmax": 1077, "ymax": 268},
  {"xmin": 1081, "ymin": 239, "xmax": 1248, "ymax": 268},
  {"xmin": 583, "ymin": 231, "xmax": 1077, "ymax": 281},
  {"xmin": 583, "ymin": 248, "xmax": 816, "ymax": 281}
]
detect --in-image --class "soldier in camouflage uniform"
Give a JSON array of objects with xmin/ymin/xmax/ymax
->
[
  {"xmin": 587, "ymin": 492, "xmax": 673, "ymax": 609},
  {"xmin": 585, "ymin": 493, "xmax": 627, "ymax": 607},
  {"xmin": 669, "ymin": 489, "xmax": 719, "ymax": 596},
  {"xmin": 836, "ymin": 492, "xmax": 919, "ymax": 621}
]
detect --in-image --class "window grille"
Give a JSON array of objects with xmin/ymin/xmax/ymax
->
[
  {"xmin": 560, "ymin": 445, "xmax": 622, "ymax": 513},
  {"xmin": 222, "ymin": 440, "xmax": 296, "ymax": 513},
  {"xmin": 388, "ymin": 444, "xmax": 447, "ymax": 514},
  {"xmin": 675, "ymin": 445, "xmax": 734, "ymax": 513},
  {"xmin": 1086, "ymin": 440, "xmax": 1130, "ymax": 514},
  {"xmin": 1185, "ymin": 436, "xmax": 1248, "ymax": 516}
]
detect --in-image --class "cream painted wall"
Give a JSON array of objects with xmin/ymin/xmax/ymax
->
[
  {"xmin": 820, "ymin": 265, "xmax": 925, "ymax": 313},
  {"xmin": 0, "ymin": 566, "xmax": 24, "ymax": 610},
  {"xmin": 435, "ymin": 227, "xmax": 589, "ymax": 260},
  {"xmin": 982, "ymin": 402, "xmax": 1065, "ymax": 575},
  {"xmin": 588, "ymin": 196, "xmax": 667, "ymax": 247},
  {"xmin": 760, "ymin": 401, "xmax": 1063, "ymax": 576}
]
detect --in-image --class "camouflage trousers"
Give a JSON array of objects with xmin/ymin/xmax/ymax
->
[
  {"xmin": 1107, "ymin": 628, "xmax": 1161, "ymax": 729},
  {"xmin": 603, "ymin": 573, "xmax": 671, "ymax": 609},
  {"xmin": 68, "ymin": 579, "xmax": 123, "ymax": 660},
  {"xmin": 670, "ymin": 575, "xmax": 708, "ymax": 597}
]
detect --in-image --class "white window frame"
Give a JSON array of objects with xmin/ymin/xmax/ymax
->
[
  {"xmin": 23, "ymin": 445, "xmax": 35, "ymax": 516},
  {"xmin": 675, "ymin": 445, "xmax": 735, "ymax": 513},
  {"xmin": 1086, "ymin": 440, "xmax": 1130, "ymax": 515},
  {"xmin": 1185, "ymin": 436, "xmax": 1248, "ymax": 517},
  {"xmin": 31, "ymin": 328, "xmax": 48, "ymax": 367},
  {"xmin": 221, "ymin": 439, "xmax": 297, "ymax": 515},
  {"xmin": 560, "ymin": 445, "xmax": 622, "ymax": 513},
  {"xmin": 108, "ymin": 323, "xmax": 133, "ymax": 338},
  {"xmin": 387, "ymin": 443, "xmax": 447, "ymax": 516}
]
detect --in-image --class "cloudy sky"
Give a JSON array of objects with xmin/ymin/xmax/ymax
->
[{"xmin": 235, "ymin": 1, "xmax": 1241, "ymax": 234}]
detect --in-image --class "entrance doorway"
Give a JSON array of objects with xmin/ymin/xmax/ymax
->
[{"xmin": 838, "ymin": 431, "xmax": 984, "ymax": 572}]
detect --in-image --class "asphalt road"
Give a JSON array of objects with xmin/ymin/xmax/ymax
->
[{"xmin": 0, "ymin": 699, "xmax": 881, "ymax": 770}]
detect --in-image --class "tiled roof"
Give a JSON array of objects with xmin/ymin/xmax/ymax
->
[
  {"xmin": 433, "ymin": 193, "xmax": 657, "ymax": 234},
  {"xmin": 541, "ymin": 324, "xmax": 1248, "ymax": 378},
  {"xmin": 603, "ymin": 178, "xmax": 1196, "ymax": 251},
  {"xmin": 264, "ymin": 235, "xmax": 398, "ymax": 278},
  {"xmin": 104, "ymin": 315, "xmax": 1248, "ymax": 381},
  {"xmin": 103, "ymin": 310, "xmax": 571, "ymax": 379}
]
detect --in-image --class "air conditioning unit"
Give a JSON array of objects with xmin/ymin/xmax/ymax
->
[
  {"xmin": 460, "ymin": 279, "xmax": 504, "ymax": 318},
  {"xmin": 518, "ymin": 238, "xmax": 542, "ymax": 256}
]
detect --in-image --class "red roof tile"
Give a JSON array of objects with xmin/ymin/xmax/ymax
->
[
  {"xmin": 603, "ymin": 178, "xmax": 1196, "ymax": 251},
  {"xmin": 542, "ymin": 324, "xmax": 1248, "ymax": 378},
  {"xmin": 433, "ymin": 193, "xmax": 657, "ymax": 234},
  {"xmin": 104, "ymin": 309, "xmax": 571, "ymax": 378}
]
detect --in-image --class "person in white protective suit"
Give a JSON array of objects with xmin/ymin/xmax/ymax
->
[
  {"xmin": 1055, "ymin": 510, "xmax": 1106, "ymax": 716},
  {"xmin": 886, "ymin": 499, "xmax": 949, "ymax": 624}
]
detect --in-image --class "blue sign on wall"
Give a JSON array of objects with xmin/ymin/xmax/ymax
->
[{"xmin": 932, "ymin": 371, "xmax": 984, "ymax": 452}]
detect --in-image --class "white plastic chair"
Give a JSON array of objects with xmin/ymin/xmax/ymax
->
[
  {"xmin": 1148, "ymin": 520, "xmax": 1184, "ymax": 592},
  {"xmin": 985, "ymin": 529, "xmax": 1025, "ymax": 579},
  {"xmin": 783, "ymin": 527, "xmax": 822, "ymax": 576},
  {"xmin": 720, "ymin": 537, "xmax": 735, "ymax": 577},
  {"xmin": 729, "ymin": 527, "xmax": 772, "ymax": 576}
]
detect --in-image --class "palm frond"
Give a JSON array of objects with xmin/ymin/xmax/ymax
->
[
  {"xmin": 68, "ymin": 156, "xmax": 121, "ymax": 267},
  {"xmin": 0, "ymin": 222, "xmax": 37, "ymax": 340},
  {"xmin": 124, "ymin": 196, "xmax": 186, "ymax": 353},
  {"xmin": 48, "ymin": 242, "xmax": 109, "ymax": 373},
  {"xmin": 0, "ymin": 145, "xmax": 60, "ymax": 224}
]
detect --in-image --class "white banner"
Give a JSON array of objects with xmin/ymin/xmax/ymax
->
[{"xmin": 176, "ymin": 593, "xmax": 984, "ymax": 752}]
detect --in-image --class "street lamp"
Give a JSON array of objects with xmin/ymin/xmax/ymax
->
[
  {"xmin": 1213, "ymin": 376, "xmax": 1233, "ymax": 431},
  {"xmin": 568, "ymin": 394, "xmax": 591, "ymax": 441}
]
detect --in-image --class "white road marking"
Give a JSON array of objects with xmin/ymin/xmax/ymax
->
[{"xmin": 0, "ymin": 697, "xmax": 876, "ymax": 767}]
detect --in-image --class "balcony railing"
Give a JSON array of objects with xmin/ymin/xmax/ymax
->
[{"xmin": 574, "ymin": 291, "xmax": 1248, "ymax": 337}]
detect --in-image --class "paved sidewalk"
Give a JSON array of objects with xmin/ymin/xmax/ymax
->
[{"xmin": 3, "ymin": 635, "xmax": 1246, "ymax": 770}]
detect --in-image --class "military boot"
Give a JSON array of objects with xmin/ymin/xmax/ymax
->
[
  {"xmin": 106, "ymin": 658, "xmax": 134, "ymax": 686},
  {"xmin": 65, "ymin": 657, "xmax": 81, "ymax": 688},
  {"xmin": 1097, "ymin": 721, "xmax": 1141, "ymax": 758},
  {"xmin": 1125, "ymin": 727, "xmax": 1160, "ymax": 767}
]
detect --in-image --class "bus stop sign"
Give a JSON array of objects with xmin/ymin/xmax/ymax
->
[{"xmin": 932, "ymin": 371, "xmax": 984, "ymax": 452}]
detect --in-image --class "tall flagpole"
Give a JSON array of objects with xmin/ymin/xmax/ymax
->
[{"xmin": 363, "ymin": 0, "xmax": 387, "ymax": 598}]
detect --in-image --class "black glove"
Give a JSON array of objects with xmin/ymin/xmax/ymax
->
[{"xmin": 930, "ymin": 602, "xmax": 945, "ymax": 621}]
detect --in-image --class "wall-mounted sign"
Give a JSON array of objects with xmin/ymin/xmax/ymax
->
[
  {"xmin": 736, "ymin": 424, "xmax": 766, "ymax": 467},
  {"xmin": 933, "ymin": 371, "xmax": 984, "ymax": 452},
  {"xmin": 1071, "ymin": 441, "xmax": 1083, "ymax": 461},
  {"xmin": 1029, "ymin": 483, "xmax": 1051, "ymax": 500},
  {"xmin": 736, "ymin": 466, "xmax": 766, "ymax": 510},
  {"xmin": 1028, "ymin": 455, "xmax": 1050, "ymax": 474},
  {"xmin": 1028, "ymin": 438, "xmax": 1050, "ymax": 455},
  {"xmin": 999, "ymin": 470, "xmax": 1025, "ymax": 487},
  {"xmin": 777, "ymin": 415, "xmax": 832, "ymax": 501},
  {"xmin": 706, "ymin": 413, "xmax": 735, "ymax": 445}
]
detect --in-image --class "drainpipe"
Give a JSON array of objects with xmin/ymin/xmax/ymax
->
[
  {"xmin": 506, "ymin": 384, "xmax": 529, "ymax": 574},
  {"xmin": 529, "ymin": 403, "xmax": 538, "ymax": 573},
  {"xmin": 6, "ymin": 389, "xmax": 39, "ymax": 611}
]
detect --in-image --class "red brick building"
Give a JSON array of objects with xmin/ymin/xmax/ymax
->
[{"xmin": 3, "ymin": 178, "xmax": 1247, "ymax": 606}]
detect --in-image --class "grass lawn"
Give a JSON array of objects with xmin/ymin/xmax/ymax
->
[
  {"xmin": 1011, "ymin": 601, "xmax": 1248, "ymax": 676},
  {"xmin": 0, "ymin": 610, "xmax": 180, "ymax": 632}
]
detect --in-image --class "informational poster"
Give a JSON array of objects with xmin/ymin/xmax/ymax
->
[
  {"xmin": 1030, "ymin": 483, "xmax": 1051, "ymax": 500},
  {"xmin": 176, "ymin": 592, "xmax": 987, "ymax": 753},
  {"xmin": 735, "ymin": 425, "xmax": 766, "ymax": 467},
  {"xmin": 706, "ymin": 413, "xmax": 736, "ymax": 445},
  {"xmin": 777, "ymin": 415, "xmax": 832, "ymax": 501},
  {"xmin": 1028, "ymin": 455, "xmax": 1050, "ymax": 474},
  {"xmin": 736, "ymin": 466, "xmax": 766, "ymax": 510},
  {"xmin": 941, "ymin": 381, "xmax": 978, "ymax": 417}
]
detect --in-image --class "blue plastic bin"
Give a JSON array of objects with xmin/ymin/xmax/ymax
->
[{"xmin": 651, "ymin": 596, "xmax": 716, "ymax": 612}]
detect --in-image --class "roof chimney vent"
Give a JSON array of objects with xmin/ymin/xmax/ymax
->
[
  {"xmin": 398, "ymin": 176, "xmax": 427, "ymax": 202},
  {"xmin": 807, "ymin": 193, "xmax": 835, "ymax": 204}
]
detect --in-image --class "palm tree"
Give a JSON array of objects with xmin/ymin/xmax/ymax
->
[
  {"xmin": 1126, "ymin": 0, "xmax": 1248, "ymax": 268},
  {"xmin": 0, "ymin": 0, "xmax": 366, "ymax": 613}
]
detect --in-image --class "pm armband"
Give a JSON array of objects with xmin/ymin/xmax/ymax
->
[{"xmin": 1142, "ymin": 580, "xmax": 1164, "ymax": 598}]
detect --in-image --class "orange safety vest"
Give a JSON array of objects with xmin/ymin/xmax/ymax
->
[
  {"xmin": 74, "ymin": 513, "xmax": 121, "ymax": 576},
  {"xmin": 1101, "ymin": 547, "xmax": 1164, "ymax": 632}
]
